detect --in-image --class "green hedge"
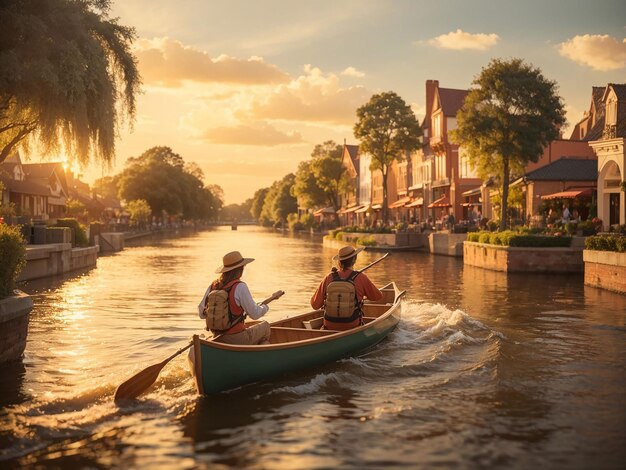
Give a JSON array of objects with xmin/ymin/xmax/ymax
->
[
  {"xmin": 585, "ymin": 234, "xmax": 626, "ymax": 252},
  {"xmin": 55, "ymin": 218, "xmax": 88, "ymax": 247},
  {"xmin": 467, "ymin": 231, "xmax": 572, "ymax": 247},
  {"xmin": 0, "ymin": 224, "xmax": 26, "ymax": 298}
]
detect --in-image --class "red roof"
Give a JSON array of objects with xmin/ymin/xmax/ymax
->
[{"xmin": 438, "ymin": 88, "xmax": 469, "ymax": 116}]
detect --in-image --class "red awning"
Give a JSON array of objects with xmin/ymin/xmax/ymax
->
[
  {"xmin": 406, "ymin": 197, "xmax": 424, "ymax": 208},
  {"xmin": 389, "ymin": 196, "xmax": 411, "ymax": 208},
  {"xmin": 427, "ymin": 195, "xmax": 451, "ymax": 208},
  {"xmin": 541, "ymin": 189, "xmax": 594, "ymax": 200}
]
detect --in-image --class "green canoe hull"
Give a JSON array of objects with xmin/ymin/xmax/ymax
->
[{"xmin": 192, "ymin": 291, "xmax": 402, "ymax": 395}]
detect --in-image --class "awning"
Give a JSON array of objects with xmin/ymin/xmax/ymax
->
[
  {"xmin": 406, "ymin": 197, "xmax": 424, "ymax": 208},
  {"xmin": 313, "ymin": 207, "xmax": 335, "ymax": 216},
  {"xmin": 389, "ymin": 196, "xmax": 411, "ymax": 208},
  {"xmin": 427, "ymin": 195, "xmax": 451, "ymax": 208},
  {"xmin": 371, "ymin": 203, "xmax": 382, "ymax": 210},
  {"xmin": 339, "ymin": 205, "xmax": 363, "ymax": 214},
  {"xmin": 355, "ymin": 205, "xmax": 370, "ymax": 213},
  {"xmin": 462, "ymin": 186, "xmax": 481, "ymax": 197},
  {"xmin": 461, "ymin": 202, "xmax": 482, "ymax": 207},
  {"xmin": 541, "ymin": 189, "xmax": 594, "ymax": 200}
]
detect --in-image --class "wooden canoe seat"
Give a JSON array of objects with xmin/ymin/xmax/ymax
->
[
  {"xmin": 303, "ymin": 317, "xmax": 324, "ymax": 330},
  {"xmin": 361, "ymin": 303, "xmax": 393, "ymax": 317}
]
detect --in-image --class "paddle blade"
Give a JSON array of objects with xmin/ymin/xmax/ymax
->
[{"xmin": 114, "ymin": 361, "xmax": 166, "ymax": 402}]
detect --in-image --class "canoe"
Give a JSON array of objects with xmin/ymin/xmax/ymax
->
[{"xmin": 190, "ymin": 282, "xmax": 405, "ymax": 394}]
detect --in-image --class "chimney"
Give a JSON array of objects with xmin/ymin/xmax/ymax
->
[{"xmin": 425, "ymin": 80, "xmax": 439, "ymax": 126}]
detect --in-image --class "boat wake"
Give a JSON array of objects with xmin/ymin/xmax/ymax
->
[{"xmin": 268, "ymin": 300, "xmax": 505, "ymax": 397}]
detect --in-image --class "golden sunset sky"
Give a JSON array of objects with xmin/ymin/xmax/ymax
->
[{"xmin": 72, "ymin": 0, "xmax": 626, "ymax": 203}]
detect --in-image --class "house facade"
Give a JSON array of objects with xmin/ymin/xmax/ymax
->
[
  {"xmin": 586, "ymin": 84, "xmax": 626, "ymax": 229},
  {"xmin": 0, "ymin": 154, "xmax": 52, "ymax": 220}
]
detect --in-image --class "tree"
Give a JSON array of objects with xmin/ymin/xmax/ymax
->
[
  {"xmin": 92, "ymin": 175, "xmax": 119, "ymax": 200},
  {"xmin": 0, "ymin": 0, "xmax": 140, "ymax": 164},
  {"xmin": 260, "ymin": 174, "xmax": 297, "ymax": 226},
  {"xmin": 354, "ymin": 92, "xmax": 422, "ymax": 222},
  {"xmin": 126, "ymin": 199, "xmax": 151, "ymax": 228},
  {"xmin": 292, "ymin": 140, "xmax": 352, "ymax": 215},
  {"xmin": 65, "ymin": 198, "xmax": 87, "ymax": 219},
  {"xmin": 117, "ymin": 146, "xmax": 219, "ymax": 221},
  {"xmin": 250, "ymin": 187, "xmax": 269, "ymax": 221},
  {"xmin": 452, "ymin": 58, "xmax": 566, "ymax": 230}
]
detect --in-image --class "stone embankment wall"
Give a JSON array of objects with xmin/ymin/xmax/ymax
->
[
  {"xmin": 18, "ymin": 243, "xmax": 99, "ymax": 281},
  {"xmin": 464, "ymin": 242, "xmax": 583, "ymax": 273},
  {"xmin": 0, "ymin": 291, "xmax": 33, "ymax": 364},
  {"xmin": 583, "ymin": 250, "xmax": 626, "ymax": 294},
  {"xmin": 323, "ymin": 232, "xmax": 425, "ymax": 251},
  {"xmin": 429, "ymin": 233, "xmax": 467, "ymax": 257}
]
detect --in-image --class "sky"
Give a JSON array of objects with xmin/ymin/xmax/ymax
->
[{"xmin": 74, "ymin": 0, "xmax": 626, "ymax": 203}]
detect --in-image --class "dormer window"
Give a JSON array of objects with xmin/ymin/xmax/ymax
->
[{"xmin": 606, "ymin": 98, "xmax": 617, "ymax": 125}]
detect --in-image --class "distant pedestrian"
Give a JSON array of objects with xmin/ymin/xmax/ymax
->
[{"xmin": 562, "ymin": 205, "xmax": 571, "ymax": 223}]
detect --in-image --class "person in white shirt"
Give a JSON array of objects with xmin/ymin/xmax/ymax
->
[
  {"xmin": 198, "ymin": 251, "xmax": 283, "ymax": 345},
  {"xmin": 562, "ymin": 205, "xmax": 571, "ymax": 223}
]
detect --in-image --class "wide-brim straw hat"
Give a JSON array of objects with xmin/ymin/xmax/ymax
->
[
  {"xmin": 333, "ymin": 245, "xmax": 364, "ymax": 261},
  {"xmin": 215, "ymin": 251, "xmax": 255, "ymax": 273}
]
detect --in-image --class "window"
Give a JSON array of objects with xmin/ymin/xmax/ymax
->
[
  {"xmin": 432, "ymin": 114, "xmax": 441, "ymax": 137},
  {"xmin": 606, "ymin": 98, "xmax": 617, "ymax": 125}
]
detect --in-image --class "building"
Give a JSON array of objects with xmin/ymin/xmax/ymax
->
[
  {"xmin": 21, "ymin": 162, "xmax": 69, "ymax": 218},
  {"xmin": 0, "ymin": 154, "xmax": 52, "ymax": 220},
  {"xmin": 580, "ymin": 83, "xmax": 626, "ymax": 229},
  {"xmin": 337, "ymin": 144, "xmax": 360, "ymax": 226}
]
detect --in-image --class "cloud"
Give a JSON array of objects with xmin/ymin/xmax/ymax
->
[
  {"xmin": 202, "ymin": 123, "xmax": 304, "ymax": 146},
  {"xmin": 248, "ymin": 65, "xmax": 371, "ymax": 125},
  {"xmin": 427, "ymin": 29, "xmax": 499, "ymax": 51},
  {"xmin": 134, "ymin": 37, "xmax": 290, "ymax": 87},
  {"xmin": 341, "ymin": 66, "xmax": 365, "ymax": 78},
  {"xmin": 558, "ymin": 34, "xmax": 626, "ymax": 71}
]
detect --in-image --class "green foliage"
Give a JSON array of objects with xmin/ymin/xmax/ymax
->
[
  {"xmin": 0, "ymin": 224, "xmax": 26, "ymax": 298},
  {"xmin": 354, "ymin": 91, "xmax": 422, "ymax": 222},
  {"xmin": 585, "ymin": 235, "xmax": 626, "ymax": 252},
  {"xmin": 299, "ymin": 213, "xmax": 314, "ymax": 230},
  {"xmin": 55, "ymin": 218, "xmax": 88, "ymax": 247},
  {"xmin": 339, "ymin": 225, "xmax": 393, "ymax": 234},
  {"xmin": 118, "ymin": 146, "xmax": 219, "ymax": 220},
  {"xmin": 65, "ymin": 198, "xmax": 87, "ymax": 218},
  {"xmin": 126, "ymin": 199, "xmax": 151, "ymax": 227},
  {"xmin": 470, "ymin": 231, "xmax": 571, "ymax": 247},
  {"xmin": 260, "ymin": 174, "xmax": 298, "ymax": 224},
  {"xmin": 292, "ymin": 140, "xmax": 351, "ymax": 213},
  {"xmin": 250, "ymin": 187, "xmax": 269, "ymax": 220},
  {"xmin": 357, "ymin": 236, "xmax": 377, "ymax": 247},
  {"xmin": 221, "ymin": 199, "xmax": 253, "ymax": 221},
  {"xmin": 452, "ymin": 59, "xmax": 566, "ymax": 231},
  {"xmin": 287, "ymin": 213, "xmax": 303, "ymax": 231},
  {"xmin": 92, "ymin": 176, "xmax": 120, "ymax": 200},
  {"xmin": 0, "ymin": 0, "xmax": 140, "ymax": 164}
]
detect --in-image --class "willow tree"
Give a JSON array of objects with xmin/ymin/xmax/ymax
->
[
  {"xmin": 0, "ymin": 0, "xmax": 141, "ymax": 164},
  {"xmin": 354, "ymin": 92, "xmax": 422, "ymax": 223},
  {"xmin": 453, "ymin": 58, "xmax": 566, "ymax": 230}
]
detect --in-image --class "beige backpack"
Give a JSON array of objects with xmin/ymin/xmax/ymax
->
[
  {"xmin": 204, "ymin": 281, "xmax": 243, "ymax": 331},
  {"xmin": 324, "ymin": 270, "xmax": 362, "ymax": 323}
]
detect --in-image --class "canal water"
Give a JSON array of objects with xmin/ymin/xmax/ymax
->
[{"xmin": 1, "ymin": 226, "xmax": 625, "ymax": 468}]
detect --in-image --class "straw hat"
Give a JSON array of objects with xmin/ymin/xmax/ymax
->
[
  {"xmin": 332, "ymin": 245, "xmax": 364, "ymax": 261},
  {"xmin": 215, "ymin": 251, "xmax": 255, "ymax": 273}
]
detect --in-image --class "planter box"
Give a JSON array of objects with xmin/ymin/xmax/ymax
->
[
  {"xmin": 0, "ymin": 290, "xmax": 33, "ymax": 364},
  {"xmin": 464, "ymin": 241, "xmax": 583, "ymax": 273},
  {"xmin": 583, "ymin": 250, "xmax": 626, "ymax": 294}
]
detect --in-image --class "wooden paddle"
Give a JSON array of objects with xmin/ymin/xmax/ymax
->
[
  {"xmin": 113, "ymin": 290, "xmax": 285, "ymax": 402},
  {"xmin": 359, "ymin": 252, "xmax": 389, "ymax": 272}
]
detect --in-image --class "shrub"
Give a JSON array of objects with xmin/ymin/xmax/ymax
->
[
  {"xmin": 469, "ymin": 231, "xmax": 572, "ymax": 247},
  {"xmin": 0, "ymin": 224, "xmax": 27, "ymax": 298},
  {"xmin": 55, "ymin": 218, "xmax": 89, "ymax": 247},
  {"xmin": 357, "ymin": 236, "xmax": 377, "ymax": 247},
  {"xmin": 336, "ymin": 232, "xmax": 343, "ymax": 241},
  {"xmin": 478, "ymin": 232, "xmax": 491, "ymax": 244},
  {"xmin": 287, "ymin": 213, "xmax": 301, "ymax": 231},
  {"xmin": 299, "ymin": 213, "xmax": 314, "ymax": 230},
  {"xmin": 467, "ymin": 232, "xmax": 480, "ymax": 242},
  {"xmin": 585, "ymin": 234, "xmax": 626, "ymax": 252}
]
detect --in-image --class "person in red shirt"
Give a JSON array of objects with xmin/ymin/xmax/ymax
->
[{"xmin": 310, "ymin": 246, "xmax": 383, "ymax": 330}]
